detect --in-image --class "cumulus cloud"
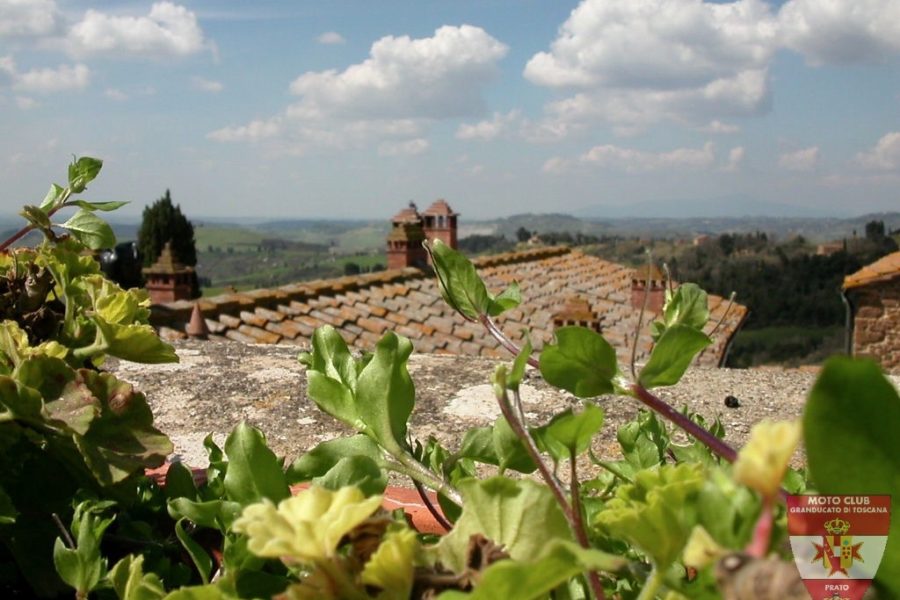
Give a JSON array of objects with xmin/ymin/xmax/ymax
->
[
  {"xmin": 857, "ymin": 132, "xmax": 900, "ymax": 170},
  {"xmin": 317, "ymin": 31, "xmax": 345, "ymax": 45},
  {"xmin": 523, "ymin": 0, "xmax": 776, "ymax": 131},
  {"xmin": 524, "ymin": 0, "xmax": 900, "ymax": 137},
  {"xmin": 778, "ymin": 0, "xmax": 900, "ymax": 65},
  {"xmin": 724, "ymin": 146, "xmax": 745, "ymax": 171},
  {"xmin": 289, "ymin": 25, "xmax": 507, "ymax": 120},
  {"xmin": 0, "ymin": 0, "xmax": 63, "ymax": 37},
  {"xmin": 546, "ymin": 141, "xmax": 717, "ymax": 174},
  {"xmin": 211, "ymin": 25, "xmax": 507, "ymax": 154},
  {"xmin": 378, "ymin": 138, "xmax": 429, "ymax": 156},
  {"xmin": 67, "ymin": 2, "xmax": 210, "ymax": 58},
  {"xmin": 456, "ymin": 110, "xmax": 521, "ymax": 140},
  {"xmin": 778, "ymin": 146, "xmax": 819, "ymax": 171},
  {"xmin": 700, "ymin": 120, "xmax": 740, "ymax": 134},
  {"xmin": 0, "ymin": 56, "xmax": 90, "ymax": 93},
  {"xmin": 192, "ymin": 76, "xmax": 223, "ymax": 92}
]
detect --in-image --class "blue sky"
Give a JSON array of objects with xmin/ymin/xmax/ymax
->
[{"xmin": 1, "ymin": 0, "xmax": 899, "ymax": 221}]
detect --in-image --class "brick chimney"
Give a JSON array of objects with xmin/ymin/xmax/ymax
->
[
  {"xmin": 631, "ymin": 264, "xmax": 665, "ymax": 314},
  {"xmin": 553, "ymin": 295, "xmax": 602, "ymax": 332},
  {"xmin": 386, "ymin": 202, "xmax": 428, "ymax": 270},
  {"xmin": 143, "ymin": 242, "xmax": 194, "ymax": 304},
  {"xmin": 422, "ymin": 199, "xmax": 458, "ymax": 250}
]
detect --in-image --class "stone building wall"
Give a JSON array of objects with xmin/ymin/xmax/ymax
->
[{"xmin": 852, "ymin": 278, "xmax": 900, "ymax": 374}]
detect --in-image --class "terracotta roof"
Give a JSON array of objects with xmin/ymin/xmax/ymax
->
[
  {"xmin": 150, "ymin": 246, "xmax": 747, "ymax": 367},
  {"xmin": 392, "ymin": 202, "xmax": 421, "ymax": 223},
  {"xmin": 843, "ymin": 251, "xmax": 900, "ymax": 290},
  {"xmin": 422, "ymin": 199, "xmax": 457, "ymax": 216}
]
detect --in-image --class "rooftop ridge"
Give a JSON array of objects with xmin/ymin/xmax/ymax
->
[
  {"xmin": 843, "ymin": 250, "xmax": 900, "ymax": 290},
  {"xmin": 149, "ymin": 245, "xmax": 572, "ymax": 325}
]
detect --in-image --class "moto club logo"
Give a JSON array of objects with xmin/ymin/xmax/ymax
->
[{"xmin": 787, "ymin": 495, "xmax": 890, "ymax": 600}]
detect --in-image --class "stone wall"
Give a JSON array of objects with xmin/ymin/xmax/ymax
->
[{"xmin": 852, "ymin": 278, "xmax": 900, "ymax": 374}]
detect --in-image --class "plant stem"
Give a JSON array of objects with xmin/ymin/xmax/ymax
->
[
  {"xmin": 636, "ymin": 567, "xmax": 663, "ymax": 600},
  {"xmin": 0, "ymin": 190, "xmax": 70, "ymax": 252},
  {"xmin": 496, "ymin": 387, "xmax": 605, "ymax": 600},
  {"xmin": 570, "ymin": 452, "xmax": 606, "ymax": 600},
  {"xmin": 389, "ymin": 453, "xmax": 463, "ymax": 506},
  {"xmin": 746, "ymin": 496, "xmax": 774, "ymax": 558},
  {"xmin": 411, "ymin": 478, "xmax": 453, "ymax": 532},
  {"xmin": 631, "ymin": 384, "xmax": 737, "ymax": 463},
  {"xmin": 588, "ymin": 450, "xmax": 633, "ymax": 484},
  {"xmin": 479, "ymin": 315, "xmax": 539, "ymax": 369},
  {"xmin": 630, "ymin": 251, "xmax": 653, "ymax": 380},
  {"xmin": 318, "ymin": 558, "xmax": 370, "ymax": 600}
]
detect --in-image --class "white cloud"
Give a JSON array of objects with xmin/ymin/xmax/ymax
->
[
  {"xmin": 546, "ymin": 141, "xmax": 717, "ymax": 174},
  {"xmin": 316, "ymin": 31, "xmax": 345, "ymax": 45},
  {"xmin": 455, "ymin": 110, "xmax": 521, "ymax": 140},
  {"xmin": 67, "ymin": 2, "xmax": 210, "ymax": 58},
  {"xmin": 724, "ymin": 146, "xmax": 745, "ymax": 171},
  {"xmin": 857, "ymin": 132, "xmax": 900, "ymax": 170},
  {"xmin": 1, "ymin": 56, "xmax": 90, "ymax": 93},
  {"xmin": 191, "ymin": 76, "xmax": 223, "ymax": 93},
  {"xmin": 523, "ymin": 0, "xmax": 776, "ymax": 132},
  {"xmin": 524, "ymin": 0, "xmax": 900, "ymax": 137},
  {"xmin": 212, "ymin": 25, "xmax": 506, "ymax": 154},
  {"xmin": 104, "ymin": 87, "xmax": 128, "ymax": 101},
  {"xmin": 208, "ymin": 118, "xmax": 282, "ymax": 142},
  {"xmin": 0, "ymin": 0, "xmax": 63, "ymax": 37},
  {"xmin": 15, "ymin": 95, "xmax": 36, "ymax": 109},
  {"xmin": 378, "ymin": 138, "xmax": 429, "ymax": 156},
  {"xmin": 779, "ymin": 146, "xmax": 819, "ymax": 171},
  {"xmin": 779, "ymin": 0, "xmax": 900, "ymax": 65},
  {"xmin": 700, "ymin": 119, "xmax": 740, "ymax": 134},
  {"xmin": 289, "ymin": 25, "xmax": 507, "ymax": 120}
]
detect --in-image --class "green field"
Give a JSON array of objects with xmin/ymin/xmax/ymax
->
[{"xmin": 726, "ymin": 326, "xmax": 844, "ymax": 368}]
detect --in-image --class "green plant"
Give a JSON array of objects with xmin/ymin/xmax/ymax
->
[
  {"xmin": 4, "ymin": 159, "xmax": 897, "ymax": 599},
  {"xmin": 137, "ymin": 190, "xmax": 198, "ymax": 269}
]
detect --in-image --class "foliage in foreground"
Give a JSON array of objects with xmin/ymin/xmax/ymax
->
[{"xmin": 0, "ymin": 159, "xmax": 897, "ymax": 600}]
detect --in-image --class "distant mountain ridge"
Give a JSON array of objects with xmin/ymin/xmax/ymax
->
[{"xmin": 573, "ymin": 194, "xmax": 845, "ymax": 219}]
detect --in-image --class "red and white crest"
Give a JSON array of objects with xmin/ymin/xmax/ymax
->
[{"xmin": 787, "ymin": 495, "xmax": 891, "ymax": 600}]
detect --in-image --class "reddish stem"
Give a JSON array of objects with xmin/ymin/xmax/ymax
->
[
  {"xmin": 411, "ymin": 478, "xmax": 452, "ymax": 533},
  {"xmin": 746, "ymin": 496, "xmax": 774, "ymax": 558}
]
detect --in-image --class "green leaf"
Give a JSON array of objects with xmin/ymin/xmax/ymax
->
[
  {"xmin": 804, "ymin": 357, "xmax": 900, "ymax": 596},
  {"xmin": 651, "ymin": 283, "xmax": 709, "ymax": 341},
  {"xmin": 617, "ymin": 410, "xmax": 669, "ymax": 470},
  {"xmin": 59, "ymin": 209, "xmax": 116, "ymax": 250},
  {"xmin": 507, "ymin": 340, "xmax": 532, "ymax": 391},
  {"xmin": 437, "ymin": 540, "xmax": 625, "ymax": 600},
  {"xmin": 301, "ymin": 326, "xmax": 361, "ymax": 427},
  {"xmin": 457, "ymin": 426, "xmax": 499, "ymax": 465},
  {"xmin": 540, "ymin": 326, "xmax": 618, "ymax": 397},
  {"xmin": 68, "ymin": 200, "xmax": 129, "ymax": 212},
  {"xmin": 594, "ymin": 463, "xmax": 704, "ymax": 570},
  {"xmin": 163, "ymin": 584, "xmax": 230, "ymax": 600},
  {"xmin": 435, "ymin": 477, "xmax": 572, "ymax": 573},
  {"xmin": 53, "ymin": 503, "xmax": 112, "ymax": 596},
  {"xmin": 54, "ymin": 370, "xmax": 171, "ymax": 484},
  {"xmin": 535, "ymin": 404, "xmax": 604, "ymax": 462},
  {"xmin": 167, "ymin": 498, "xmax": 242, "ymax": 531},
  {"xmin": 40, "ymin": 183, "xmax": 65, "ymax": 211},
  {"xmin": 287, "ymin": 435, "xmax": 387, "ymax": 496},
  {"xmin": 175, "ymin": 518, "xmax": 213, "ymax": 585},
  {"xmin": 223, "ymin": 423, "xmax": 290, "ymax": 506},
  {"xmin": 427, "ymin": 239, "xmax": 519, "ymax": 319},
  {"xmin": 0, "ymin": 485, "xmax": 18, "ymax": 524},
  {"xmin": 20, "ymin": 204, "xmax": 52, "ymax": 231},
  {"xmin": 638, "ymin": 324, "xmax": 711, "ymax": 389},
  {"xmin": 108, "ymin": 555, "xmax": 167, "ymax": 600},
  {"xmin": 355, "ymin": 331, "xmax": 415, "ymax": 450},
  {"xmin": 68, "ymin": 156, "xmax": 103, "ymax": 193},
  {"xmin": 0, "ymin": 376, "xmax": 44, "ymax": 422},
  {"xmin": 695, "ymin": 469, "xmax": 760, "ymax": 549},
  {"xmin": 15, "ymin": 356, "xmax": 75, "ymax": 401},
  {"xmin": 164, "ymin": 461, "xmax": 199, "ymax": 501},
  {"xmin": 492, "ymin": 416, "xmax": 536, "ymax": 474},
  {"xmin": 93, "ymin": 318, "xmax": 178, "ymax": 364}
]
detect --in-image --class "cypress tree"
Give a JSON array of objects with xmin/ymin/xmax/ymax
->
[{"xmin": 138, "ymin": 190, "xmax": 197, "ymax": 267}]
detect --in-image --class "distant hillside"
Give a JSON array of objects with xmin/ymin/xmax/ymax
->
[
  {"xmin": 574, "ymin": 194, "xmax": 842, "ymax": 219},
  {"xmin": 465, "ymin": 211, "xmax": 900, "ymax": 243}
]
